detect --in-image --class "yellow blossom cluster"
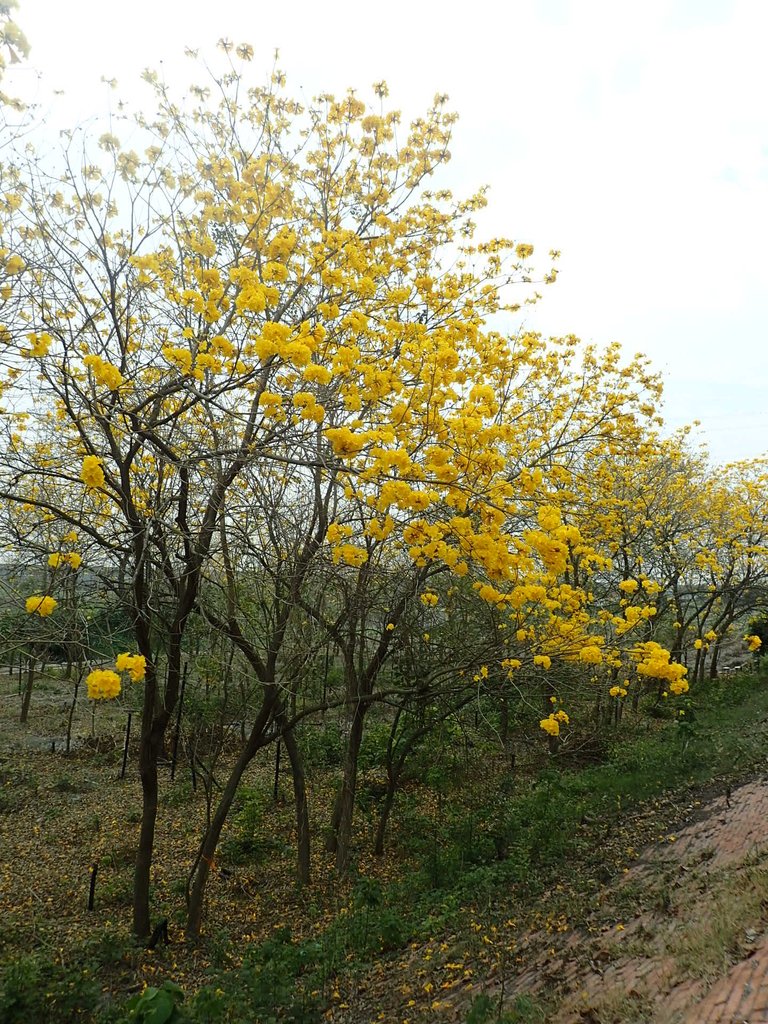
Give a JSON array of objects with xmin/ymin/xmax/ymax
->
[
  {"xmin": 539, "ymin": 709, "xmax": 568, "ymax": 737},
  {"xmin": 744, "ymin": 635, "xmax": 762, "ymax": 652},
  {"xmin": 83, "ymin": 354, "xmax": 124, "ymax": 391},
  {"xmin": 161, "ymin": 345, "xmax": 193, "ymax": 375},
  {"xmin": 332, "ymin": 543, "xmax": 368, "ymax": 568},
  {"xmin": 80, "ymin": 455, "xmax": 105, "ymax": 490},
  {"xmin": 86, "ymin": 669, "xmax": 121, "ymax": 700},
  {"xmin": 292, "ymin": 391, "xmax": 325, "ymax": 424},
  {"xmin": 25, "ymin": 594, "xmax": 57, "ymax": 617},
  {"xmin": 48, "ymin": 551, "xmax": 82, "ymax": 570},
  {"xmin": 22, "ymin": 332, "xmax": 52, "ymax": 358},
  {"xmin": 578, "ymin": 645, "xmax": 603, "ymax": 664},
  {"xmin": 115, "ymin": 652, "xmax": 147, "ymax": 682},
  {"xmin": 3, "ymin": 254, "xmax": 25, "ymax": 276},
  {"xmin": 633, "ymin": 641, "xmax": 688, "ymax": 691}
]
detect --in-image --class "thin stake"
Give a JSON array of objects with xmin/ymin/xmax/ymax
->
[
  {"xmin": 87, "ymin": 862, "xmax": 98, "ymax": 911},
  {"xmin": 273, "ymin": 738, "xmax": 282, "ymax": 802},
  {"xmin": 322, "ymin": 645, "xmax": 330, "ymax": 709}
]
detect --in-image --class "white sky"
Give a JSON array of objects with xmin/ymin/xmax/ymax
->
[{"xmin": 6, "ymin": 0, "xmax": 768, "ymax": 464}]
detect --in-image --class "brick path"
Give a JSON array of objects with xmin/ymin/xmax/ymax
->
[
  {"xmin": 500, "ymin": 776, "xmax": 768, "ymax": 1023},
  {"xmin": 690, "ymin": 936, "xmax": 768, "ymax": 1023},
  {"xmin": 636, "ymin": 778, "xmax": 768, "ymax": 875}
]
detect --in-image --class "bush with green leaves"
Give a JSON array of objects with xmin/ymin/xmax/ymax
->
[
  {"xmin": 125, "ymin": 982, "xmax": 185, "ymax": 1024},
  {"xmin": 220, "ymin": 785, "xmax": 290, "ymax": 865},
  {"xmin": 188, "ymin": 930, "xmax": 322, "ymax": 1024},
  {"xmin": 0, "ymin": 952, "xmax": 100, "ymax": 1024}
]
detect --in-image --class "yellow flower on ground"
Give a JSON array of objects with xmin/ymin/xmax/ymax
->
[{"xmin": 25, "ymin": 594, "xmax": 58, "ymax": 617}]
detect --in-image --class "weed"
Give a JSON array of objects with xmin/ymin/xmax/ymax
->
[{"xmin": 465, "ymin": 992, "xmax": 547, "ymax": 1023}]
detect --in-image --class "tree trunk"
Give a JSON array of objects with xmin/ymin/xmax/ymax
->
[
  {"xmin": 329, "ymin": 703, "xmax": 366, "ymax": 873},
  {"xmin": 133, "ymin": 721, "xmax": 162, "ymax": 938},
  {"xmin": 709, "ymin": 638, "xmax": 722, "ymax": 679},
  {"xmin": 281, "ymin": 722, "xmax": 311, "ymax": 885},
  {"xmin": 692, "ymin": 646, "xmax": 703, "ymax": 685},
  {"xmin": 186, "ymin": 691, "xmax": 276, "ymax": 937},
  {"xmin": 66, "ymin": 671, "xmax": 81, "ymax": 754},
  {"xmin": 373, "ymin": 782, "xmax": 397, "ymax": 857}
]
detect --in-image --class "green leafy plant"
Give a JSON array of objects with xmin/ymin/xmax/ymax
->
[{"xmin": 125, "ymin": 981, "xmax": 184, "ymax": 1024}]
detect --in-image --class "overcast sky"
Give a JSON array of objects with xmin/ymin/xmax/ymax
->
[{"xmin": 7, "ymin": 0, "xmax": 768, "ymax": 464}]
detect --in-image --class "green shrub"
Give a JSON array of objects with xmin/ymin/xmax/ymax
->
[
  {"xmin": 298, "ymin": 721, "xmax": 344, "ymax": 769},
  {"xmin": 356, "ymin": 719, "xmax": 391, "ymax": 773},
  {"xmin": 0, "ymin": 952, "xmax": 100, "ymax": 1024},
  {"xmin": 189, "ymin": 929, "xmax": 322, "ymax": 1024},
  {"xmin": 220, "ymin": 785, "xmax": 290, "ymax": 865},
  {"xmin": 125, "ymin": 981, "xmax": 185, "ymax": 1023}
]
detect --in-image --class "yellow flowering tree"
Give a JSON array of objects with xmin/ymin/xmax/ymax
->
[
  {"xmin": 3, "ymin": 45, "xmax": 755, "ymax": 939},
  {"xmin": 0, "ymin": 52, "xmax": 554, "ymax": 935}
]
